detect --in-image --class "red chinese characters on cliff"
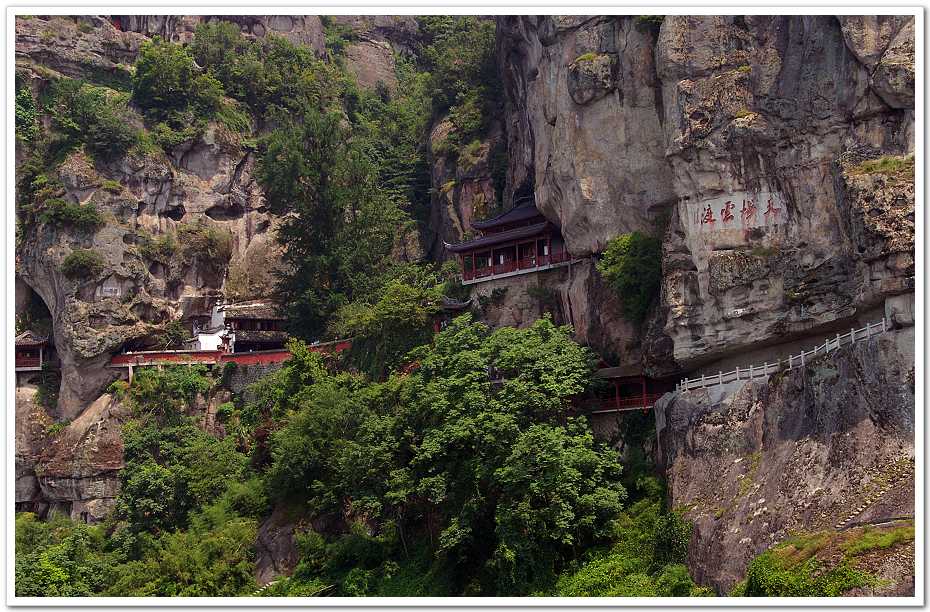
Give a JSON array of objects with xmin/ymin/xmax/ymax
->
[
  {"xmin": 721, "ymin": 201, "xmax": 735, "ymax": 224},
  {"xmin": 741, "ymin": 199, "xmax": 757, "ymax": 224},
  {"xmin": 701, "ymin": 204, "xmax": 716, "ymax": 225},
  {"xmin": 763, "ymin": 197, "xmax": 781, "ymax": 223}
]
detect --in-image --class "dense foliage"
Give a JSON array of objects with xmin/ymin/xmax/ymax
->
[
  {"xmin": 596, "ymin": 232, "xmax": 663, "ymax": 324},
  {"xmin": 17, "ymin": 322, "xmax": 707, "ymax": 597},
  {"xmin": 257, "ymin": 108, "xmax": 407, "ymax": 340},
  {"xmin": 60, "ymin": 249, "xmax": 105, "ymax": 280},
  {"xmin": 249, "ymin": 316, "xmax": 619, "ymax": 594},
  {"xmin": 44, "ymin": 79, "xmax": 141, "ymax": 162},
  {"xmin": 15, "ymin": 85, "xmax": 39, "ymax": 144},
  {"xmin": 37, "ymin": 198, "xmax": 103, "ymax": 231},
  {"xmin": 732, "ymin": 524, "xmax": 914, "ymax": 596},
  {"xmin": 548, "ymin": 487, "xmax": 712, "ymax": 597}
]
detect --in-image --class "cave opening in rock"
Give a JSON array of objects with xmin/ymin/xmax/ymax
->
[
  {"xmin": 205, "ymin": 202, "xmax": 245, "ymax": 221},
  {"xmin": 160, "ymin": 204, "xmax": 186, "ymax": 221}
]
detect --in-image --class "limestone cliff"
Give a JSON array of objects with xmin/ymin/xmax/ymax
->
[
  {"xmin": 496, "ymin": 15, "xmax": 914, "ymax": 375},
  {"xmin": 13, "ymin": 13, "xmax": 428, "ymax": 519},
  {"xmin": 496, "ymin": 14, "xmax": 915, "ymax": 595},
  {"xmin": 655, "ymin": 325, "xmax": 914, "ymax": 593}
]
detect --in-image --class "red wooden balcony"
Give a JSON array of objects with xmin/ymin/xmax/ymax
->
[
  {"xmin": 574, "ymin": 393, "xmax": 663, "ymax": 413},
  {"xmin": 461, "ymin": 251, "xmax": 572, "ymax": 283},
  {"xmin": 15, "ymin": 357, "xmax": 42, "ymax": 369}
]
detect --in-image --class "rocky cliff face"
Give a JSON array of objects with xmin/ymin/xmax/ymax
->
[
  {"xmin": 655, "ymin": 325, "xmax": 914, "ymax": 593},
  {"xmin": 15, "ymin": 15, "xmax": 424, "ymax": 420},
  {"xmin": 496, "ymin": 15, "xmax": 914, "ymax": 375},
  {"xmin": 496, "ymin": 14, "xmax": 915, "ymax": 594},
  {"xmin": 497, "ymin": 16, "xmax": 676, "ymax": 256}
]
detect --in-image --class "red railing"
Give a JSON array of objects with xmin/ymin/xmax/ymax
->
[
  {"xmin": 110, "ymin": 340, "xmax": 352, "ymax": 369},
  {"xmin": 462, "ymin": 251, "xmax": 571, "ymax": 282},
  {"xmin": 574, "ymin": 393, "xmax": 664, "ymax": 413},
  {"xmin": 16, "ymin": 357, "xmax": 41, "ymax": 369}
]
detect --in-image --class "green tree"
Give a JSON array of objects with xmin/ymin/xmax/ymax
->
[
  {"xmin": 133, "ymin": 38, "xmax": 221, "ymax": 118},
  {"xmin": 330, "ymin": 264, "xmax": 446, "ymax": 377},
  {"xmin": 15, "ymin": 513, "xmax": 114, "ymax": 597},
  {"xmin": 45, "ymin": 79, "xmax": 140, "ymax": 161},
  {"xmin": 491, "ymin": 422, "xmax": 625, "ymax": 591},
  {"xmin": 15, "ymin": 86, "xmax": 39, "ymax": 144},
  {"xmin": 596, "ymin": 231, "xmax": 662, "ymax": 324},
  {"xmin": 257, "ymin": 107, "xmax": 407, "ymax": 340},
  {"xmin": 106, "ymin": 501, "xmax": 257, "ymax": 596}
]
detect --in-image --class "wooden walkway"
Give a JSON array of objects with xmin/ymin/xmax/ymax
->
[{"xmin": 109, "ymin": 340, "xmax": 352, "ymax": 373}]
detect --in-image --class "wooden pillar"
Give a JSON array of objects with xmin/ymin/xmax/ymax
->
[
  {"xmin": 470, "ymin": 252, "xmax": 476, "ymax": 277},
  {"xmin": 39, "ymin": 346, "xmax": 44, "ymax": 368},
  {"xmin": 641, "ymin": 375, "xmax": 647, "ymax": 407},
  {"xmin": 128, "ymin": 364, "xmax": 134, "ymax": 385},
  {"xmin": 614, "ymin": 380, "xmax": 620, "ymax": 410}
]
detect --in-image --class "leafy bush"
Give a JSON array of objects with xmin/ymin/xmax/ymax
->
[
  {"xmin": 190, "ymin": 23, "xmax": 343, "ymax": 121},
  {"xmin": 124, "ymin": 365, "xmax": 213, "ymax": 424},
  {"xmin": 151, "ymin": 319, "xmax": 190, "ymax": 350},
  {"xmin": 138, "ymin": 230, "xmax": 178, "ymax": 264},
  {"xmin": 215, "ymin": 101, "xmax": 251, "ymax": 133},
  {"xmin": 150, "ymin": 121, "xmax": 201, "ymax": 151},
  {"xmin": 38, "ymin": 198, "xmax": 103, "ymax": 230},
  {"xmin": 132, "ymin": 38, "xmax": 222, "ymax": 120},
  {"xmin": 60, "ymin": 249, "xmax": 105, "ymax": 279},
  {"xmin": 15, "ymin": 513, "xmax": 114, "ymax": 596},
  {"xmin": 45, "ymin": 79, "xmax": 140, "ymax": 161},
  {"xmin": 177, "ymin": 221, "xmax": 233, "ymax": 269},
  {"xmin": 549, "ymin": 497, "xmax": 707, "ymax": 597},
  {"xmin": 100, "ymin": 179, "xmax": 123, "ymax": 193},
  {"xmin": 596, "ymin": 232, "xmax": 662, "ymax": 324},
  {"xmin": 15, "ymin": 86, "xmax": 39, "ymax": 144},
  {"xmin": 45, "ymin": 420, "xmax": 70, "ymax": 437},
  {"xmin": 106, "ymin": 501, "xmax": 257, "ymax": 596}
]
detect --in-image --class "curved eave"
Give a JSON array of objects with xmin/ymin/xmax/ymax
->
[
  {"xmin": 470, "ymin": 203, "xmax": 542, "ymax": 230},
  {"xmin": 444, "ymin": 222, "xmax": 553, "ymax": 253}
]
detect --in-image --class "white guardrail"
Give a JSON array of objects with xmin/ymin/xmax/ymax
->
[{"xmin": 675, "ymin": 318, "xmax": 888, "ymax": 393}]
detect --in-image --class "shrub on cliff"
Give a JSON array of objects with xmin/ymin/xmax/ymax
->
[
  {"xmin": 190, "ymin": 22, "xmax": 343, "ymax": 122},
  {"xmin": 596, "ymin": 231, "xmax": 662, "ymax": 324},
  {"xmin": 60, "ymin": 248, "xmax": 105, "ymax": 279},
  {"xmin": 38, "ymin": 198, "xmax": 103, "ymax": 231},
  {"xmin": 45, "ymin": 79, "xmax": 140, "ymax": 162},
  {"xmin": 132, "ymin": 38, "xmax": 222, "ymax": 120},
  {"xmin": 177, "ymin": 221, "xmax": 233, "ymax": 270},
  {"xmin": 15, "ymin": 86, "xmax": 39, "ymax": 144}
]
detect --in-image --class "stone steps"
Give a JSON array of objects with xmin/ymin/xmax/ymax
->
[{"xmin": 833, "ymin": 457, "xmax": 914, "ymax": 530}]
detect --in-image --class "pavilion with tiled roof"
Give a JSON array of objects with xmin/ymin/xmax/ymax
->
[{"xmin": 443, "ymin": 197, "xmax": 572, "ymax": 284}]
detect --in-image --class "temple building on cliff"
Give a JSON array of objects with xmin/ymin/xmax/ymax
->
[
  {"xmin": 444, "ymin": 197, "xmax": 572, "ymax": 285},
  {"xmin": 219, "ymin": 300, "xmax": 289, "ymax": 353}
]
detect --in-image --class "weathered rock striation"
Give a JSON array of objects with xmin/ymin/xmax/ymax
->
[
  {"xmin": 496, "ymin": 15, "xmax": 914, "ymax": 375},
  {"xmin": 655, "ymin": 325, "xmax": 914, "ymax": 593},
  {"xmin": 497, "ymin": 16, "xmax": 675, "ymax": 256}
]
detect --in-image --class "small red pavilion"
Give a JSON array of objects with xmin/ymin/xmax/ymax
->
[
  {"xmin": 15, "ymin": 331, "xmax": 48, "ymax": 372},
  {"xmin": 444, "ymin": 198, "xmax": 571, "ymax": 284}
]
